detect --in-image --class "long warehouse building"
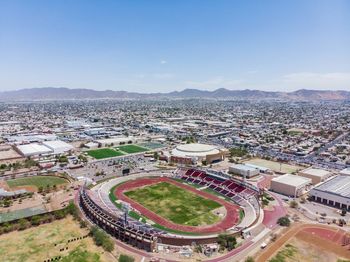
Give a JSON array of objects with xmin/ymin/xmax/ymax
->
[{"xmin": 310, "ymin": 175, "xmax": 350, "ymax": 210}]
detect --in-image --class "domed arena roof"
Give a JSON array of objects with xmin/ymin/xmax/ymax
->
[{"xmin": 171, "ymin": 143, "xmax": 220, "ymax": 158}]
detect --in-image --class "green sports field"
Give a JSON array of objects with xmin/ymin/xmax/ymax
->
[
  {"xmin": 124, "ymin": 182, "xmax": 222, "ymax": 226},
  {"xmin": 115, "ymin": 144, "xmax": 149, "ymax": 154},
  {"xmin": 7, "ymin": 176, "xmax": 68, "ymax": 189},
  {"xmin": 87, "ymin": 148, "xmax": 125, "ymax": 159}
]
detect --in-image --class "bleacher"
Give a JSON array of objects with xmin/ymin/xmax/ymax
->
[{"xmin": 175, "ymin": 168, "xmax": 258, "ymax": 202}]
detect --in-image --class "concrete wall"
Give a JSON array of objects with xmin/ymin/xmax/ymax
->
[
  {"xmin": 310, "ymin": 189, "xmax": 350, "ymax": 210},
  {"xmin": 270, "ymin": 180, "xmax": 297, "ymax": 197}
]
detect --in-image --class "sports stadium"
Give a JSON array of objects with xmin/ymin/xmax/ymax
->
[{"xmin": 78, "ymin": 168, "xmax": 261, "ymax": 251}]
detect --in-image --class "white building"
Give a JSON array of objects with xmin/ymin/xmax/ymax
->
[
  {"xmin": 310, "ymin": 175, "xmax": 350, "ymax": 210},
  {"xmin": 270, "ymin": 174, "xmax": 311, "ymax": 197},
  {"xmin": 229, "ymin": 164, "xmax": 259, "ymax": 178},
  {"xmin": 16, "ymin": 143, "xmax": 52, "ymax": 157},
  {"xmin": 42, "ymin": 140, "xmax": 74, "ymax": 154}
]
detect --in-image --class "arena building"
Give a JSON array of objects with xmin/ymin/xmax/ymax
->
[
  {"xmin": 170, "ymin": 143, "xmax": 226, "ymax": 164},
  {"xmin": 310, "ymin": 175, "xmax": 350, "ymax": 210},
  {"xmin": 270, "ymin": 174, "xmax": 311, "ymax": 197}
]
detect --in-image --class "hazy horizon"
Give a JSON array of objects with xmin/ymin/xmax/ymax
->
[{"xmin": 1, "ymin": 0, "xmax": 350, "ymax": 92}]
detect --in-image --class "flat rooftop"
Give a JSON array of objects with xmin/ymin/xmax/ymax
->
[
  {"xmin": 314, "ymin": 175, "xmax": 350, "ymax": 197},
  {"xmin": 231, "ymin": 164, "xmax": 258, "ymax": 171},
  {"xmin": 300, "ymin": 167, "xmax": 331, "ymax": 178},
  {"xmin": 272, "ymin": 174, "xmax": 311, "ymax": 187}
]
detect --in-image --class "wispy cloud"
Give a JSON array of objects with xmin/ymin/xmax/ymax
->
[{"xmin": 160, "ymin": 60, "xmax": 167, "ymax": 64}]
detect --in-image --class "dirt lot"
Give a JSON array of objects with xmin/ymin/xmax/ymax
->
[
  {"xmin": 244, "ymin": 158, "xmax": 303, "ymax": 174},
  {"xmin": 0, "ymin": 216, "xmax": 116, "ymax": 262},
  {"xmin": 256, "ymin": 224, "xmax": 350, "ymax": 262}
]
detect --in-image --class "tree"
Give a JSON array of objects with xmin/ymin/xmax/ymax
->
[
  {"xmin": 245, "ymin": 257, "xmax": 255, "ymax": 262},
  {"xmin": 341, "ymin": 208, "xmax": 347, "ymax": 216},
  {"xmin": 277, "ymin": 216, "xmax": 291, "ymax": 227},
  {"xmin": 79, "ymin": 220, "xmax": 87, "ymax": 228},
  {"xmin": 118, "ymin": 254, "xmax": 134, "ymax": 262},
  {"xmin": 229, "ymin": 147, "xmax": 248, "ymax": 158},
  {"xmin": 217, "ymin": 234, "xmax": 237, "ymax": 251},
  {"xmin": 30, "ymin": 215, "xmax": 41, "ymax": 226},
  {"xmin": 289, "ymin": 200, "xmax": 298, "ymax": 208},
  {"xmin": 18, "ymin": 218, "xmax": 30, "ymax": 230},
  {"xmin": 58, "ymin": 155, "xmax": 68, "ymax": 163},
  {"xmin": 38, "ymin": 186, "xmax": 44, "ymax": 193},
  {"xmin": 90, "ymin": 226, "xmax": 115, "ymax": 252}
]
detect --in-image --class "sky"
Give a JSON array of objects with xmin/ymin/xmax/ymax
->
[{"xmin": 0, "ymin": 0, "xmax": 350, "ymax": 93}]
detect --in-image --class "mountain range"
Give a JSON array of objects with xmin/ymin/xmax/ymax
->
[{"xmin": 0, "ymin": 87, "xmax": 349, "ymax": 101}]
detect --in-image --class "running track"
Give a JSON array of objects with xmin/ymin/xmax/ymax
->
[{"xmin": 114, "ymin": 177, "xmax": 240, "ymax": 234}]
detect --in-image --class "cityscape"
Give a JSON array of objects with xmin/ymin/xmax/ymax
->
[{"xmin": 1, "ymin": 1, "xmax": 350, "ymax": 262}]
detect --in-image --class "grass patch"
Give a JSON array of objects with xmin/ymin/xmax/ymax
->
[
  {"xmin": 87, "ymin": 148, "xmax": 125, "ymax": 159},
  {"xmin": 128, "ymin": 211, "xmax": 146, "ymax": 223},
  {"xmin": 0, "ymin": 216, "xmax": 109, "ymax": 262},
  {"xmin": 239, "ymin": 209, "xmax": 245, "ymax": 221},
  {"xmin": 269, "ymin": 243, "xmax": 297, "ymax": 262},
  {"xmin": 7, "ymin": 176, "xmax": 67, "ymax": 189},
  {"xmin": 124, "ymin": 182, "xmax": 222, "ymax": 226},
  {"xmin": 115, "ymin": 145, "xmax": 149, "ymax": 154}
]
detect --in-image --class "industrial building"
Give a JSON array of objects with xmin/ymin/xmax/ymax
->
[
  {"xmin": 16, "ymin": 140, "xmax": 73, "ymax": 157},
  {"xmin": 270, "ymin": 174, "xmax": 311, "ymax": 197},
  {"xmin": 298, "ymin": 167, "xmax": 333, "ymax": 185},
  {"xmin": 229, "ymin": 164, "xmax": 259, "ymax": 178},
  {"xmin": 310, "ymin": 176, "xmax": 350, "ymax": 210},
  {"xmin": 42, "ymin": 140, "xmax": 74, "ymax": 154},
  {"xmin": 16, "ymin": 143, "xmax": 52, "ymax": 157}
]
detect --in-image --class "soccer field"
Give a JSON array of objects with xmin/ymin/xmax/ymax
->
[
  {"xmin": 124, "ymin": 182, "xmax": 222, "ymax": 226},
  {"xmin": 116, "ymin": 144, "xmax": 149, "ymax": 154},
  {"xmin": 87, "ymin": 148, "xmax": 125, "ymax": 159},
  {"xmin": 7, "ymin": 176, "xmax": 68, "ymax": 189}
]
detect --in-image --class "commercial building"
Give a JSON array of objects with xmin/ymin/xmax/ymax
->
[
  {"xmin": 16, "ymin": 140, "xmax": 73, "ymax": 157},
  {"xmin": 270, "ymin": 174, "xmax": 311, "ymax": 197},
  {"xmin": 229, "ymin": 164, "xmax": 259, "ymax": 178},
  {"xmin": 310, "ymin": 176, "xmax": 350, "ymax": 210},
  {"xmin": 16, "ymin": 143, "xmax": 52, "ymax": 157},
  {"xmin": 298, "ymin": 167, "xmax": 333, "ymax": 185},
  {"xmin": 42, "ymin": 140, "xmax": 74, "ymax": 154}
]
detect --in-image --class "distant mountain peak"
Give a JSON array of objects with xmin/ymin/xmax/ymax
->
[{"xmin": 0, "ymin": 87, "xmax": 349, "ymax": 101}]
